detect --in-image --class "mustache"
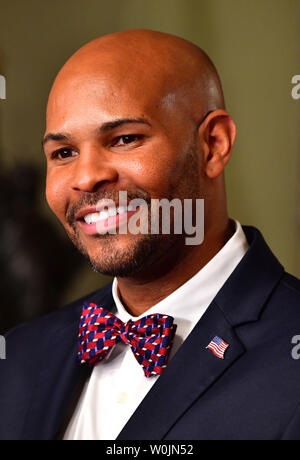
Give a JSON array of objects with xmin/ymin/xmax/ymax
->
[{"xmin": 66, "ymin": 189, "xmax": 152, "ymax": 227}]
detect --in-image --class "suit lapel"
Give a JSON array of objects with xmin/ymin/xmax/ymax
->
[
  {"xmin": 117, "ymin": 299, "xmax": 244, "ymax": 440},
  {"xmin": 118, "ymin": 226, "xmax": 285, "ymax": 440}
]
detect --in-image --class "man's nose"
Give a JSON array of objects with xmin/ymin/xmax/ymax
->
[{"xmin": 71, "ymin": 145, "xmax": 118, "ymax": 193}]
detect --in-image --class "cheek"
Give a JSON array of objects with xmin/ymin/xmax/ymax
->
[
  {"xmin": 120, "ymin": 146, "xmax": 184, "ymax": 197},
  {"xmin": 46, "ymin": 169, "xmax": 68, "ymax": 222},
  {"xmin": 124, "ymin": 159, "xmax": 174, "ymax": 196}
]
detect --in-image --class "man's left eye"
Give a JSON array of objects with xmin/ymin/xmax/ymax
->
[{"xmin": 113, "ymin": 135, "xmax": 143, "ymax": 146}]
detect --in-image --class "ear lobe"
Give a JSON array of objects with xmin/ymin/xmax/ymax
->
[{"xmin": 199, "ymin": 110, "xmax": 237, "ymax": 179}]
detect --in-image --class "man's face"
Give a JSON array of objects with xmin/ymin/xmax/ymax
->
[{"xmin": 44, "ymin": 70, "xmax": 203, "ymax": 276}]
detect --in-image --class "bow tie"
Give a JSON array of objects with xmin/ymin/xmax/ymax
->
[{"xmin": 78, "ymin": 302, "xmax": 177, "ymax": 377}]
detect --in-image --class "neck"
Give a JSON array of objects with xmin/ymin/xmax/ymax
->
[{"xmin": 116, "ymin": 218, "xmax": 235, "ymax": 316}]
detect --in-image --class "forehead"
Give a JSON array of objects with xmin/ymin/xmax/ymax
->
[{"xmin": 46, "ymin": 67, "xmax": 180, "ymax": 135}]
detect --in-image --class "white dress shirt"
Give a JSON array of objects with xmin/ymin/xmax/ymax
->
[{"xmin": 63, "ymin": 220, "xmax": 249, "ymax": 440}]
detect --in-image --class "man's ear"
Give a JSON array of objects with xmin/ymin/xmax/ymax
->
[{"xmin": 198, "ymin": 109, "xmax": 237, "ymax": 179}]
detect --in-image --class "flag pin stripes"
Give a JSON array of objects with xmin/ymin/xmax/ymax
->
[{"xmin": 206, "ymin": 336, "xmax": 229, "ymax": 359}]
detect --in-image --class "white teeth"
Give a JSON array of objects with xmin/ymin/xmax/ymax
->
[
  {"xmin": 84, "ymin": 213, "xmax": 101, "ymax": 224},
  {"xmin": 83, "ymin": 205, "xmax": 133, "ymax": 224}
]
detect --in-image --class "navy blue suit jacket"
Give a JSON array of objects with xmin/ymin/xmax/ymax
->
[{"xmin": 1, "ymin": 226, "xmax": 300, "ymax": 440}]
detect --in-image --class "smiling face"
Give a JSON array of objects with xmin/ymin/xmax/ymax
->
[
  {"xmin": 44, "ymin": 31, "xmax": 227, "ymax": 277},
  {"xmin": 45, "ymin": 76, "xmax": 202, "ymax": 275}
]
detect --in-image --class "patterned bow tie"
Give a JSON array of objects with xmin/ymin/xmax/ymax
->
[{"xmin": 78, "ymin": 302, "xmax": 177, "ymax": 377}]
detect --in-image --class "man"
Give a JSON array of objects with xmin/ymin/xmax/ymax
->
[{"xmin": 1, "ymin": 29, "xmax": 300, "ymax": 440}]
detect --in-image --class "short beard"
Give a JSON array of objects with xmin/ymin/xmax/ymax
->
[{"xmin": 67, "ymin": 224, "xmax": 181, "ymax": 278}]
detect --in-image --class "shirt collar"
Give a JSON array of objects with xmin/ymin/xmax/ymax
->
[{"xmin": 112, "ymin": 220, "xmax": 249, "ymax": 328}]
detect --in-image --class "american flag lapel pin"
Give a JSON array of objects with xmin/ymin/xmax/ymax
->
[{"xmin": 206, "ymin": 336, "xmax": 229, "ymax": 359}]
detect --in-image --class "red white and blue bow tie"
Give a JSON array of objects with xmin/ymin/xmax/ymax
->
[{"xmin": 78, "ymin": 302, "xmax": 177, "ymax": 377}]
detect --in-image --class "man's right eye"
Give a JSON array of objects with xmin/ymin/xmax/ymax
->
[{"xmin": 51, "ymin": 148, "xmax": 78, "ymax": 160}]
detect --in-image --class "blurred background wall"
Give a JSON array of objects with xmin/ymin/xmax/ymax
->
[{"xmin": 0, "ymin": 0, "xmax": 299, "ymax": 332}]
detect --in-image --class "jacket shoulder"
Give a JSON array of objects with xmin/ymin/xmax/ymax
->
[
  {"xmin": 4, "ymin": 281, "xmax": 113, "ymax": 358},
  {"xmin": 282, "ymin": 272, "xmax": 300, "ymax": 296},
  {"xmin": 266, "ymin": 272, "xmax": 300, "ymax": 321}
]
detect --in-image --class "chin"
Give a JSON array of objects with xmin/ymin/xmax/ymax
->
[
  {"xmin": 87, "ymin": 236, "xmax": 155, "ymax": 277},
  {"xmin": 74, "ymin": 232, "xmax": 174, "ymax": 278}
]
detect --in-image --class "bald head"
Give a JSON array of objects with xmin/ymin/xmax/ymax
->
[
  {"xmin": 44, "ymin": 29, "xmax": 236, "ymax": 279},
  {"xmin": 48, "ymin": 29, "xmax": 225, "ymax": 127}
]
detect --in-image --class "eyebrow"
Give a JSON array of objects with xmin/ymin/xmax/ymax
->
[{"xmin": 42, "ymin": 117, "xmax": 152, "ymax": 147}]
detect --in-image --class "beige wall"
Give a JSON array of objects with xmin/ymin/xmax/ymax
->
[{"xmin": 0, "ymin": 0, "xmax": 299, "ymax": 303}]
